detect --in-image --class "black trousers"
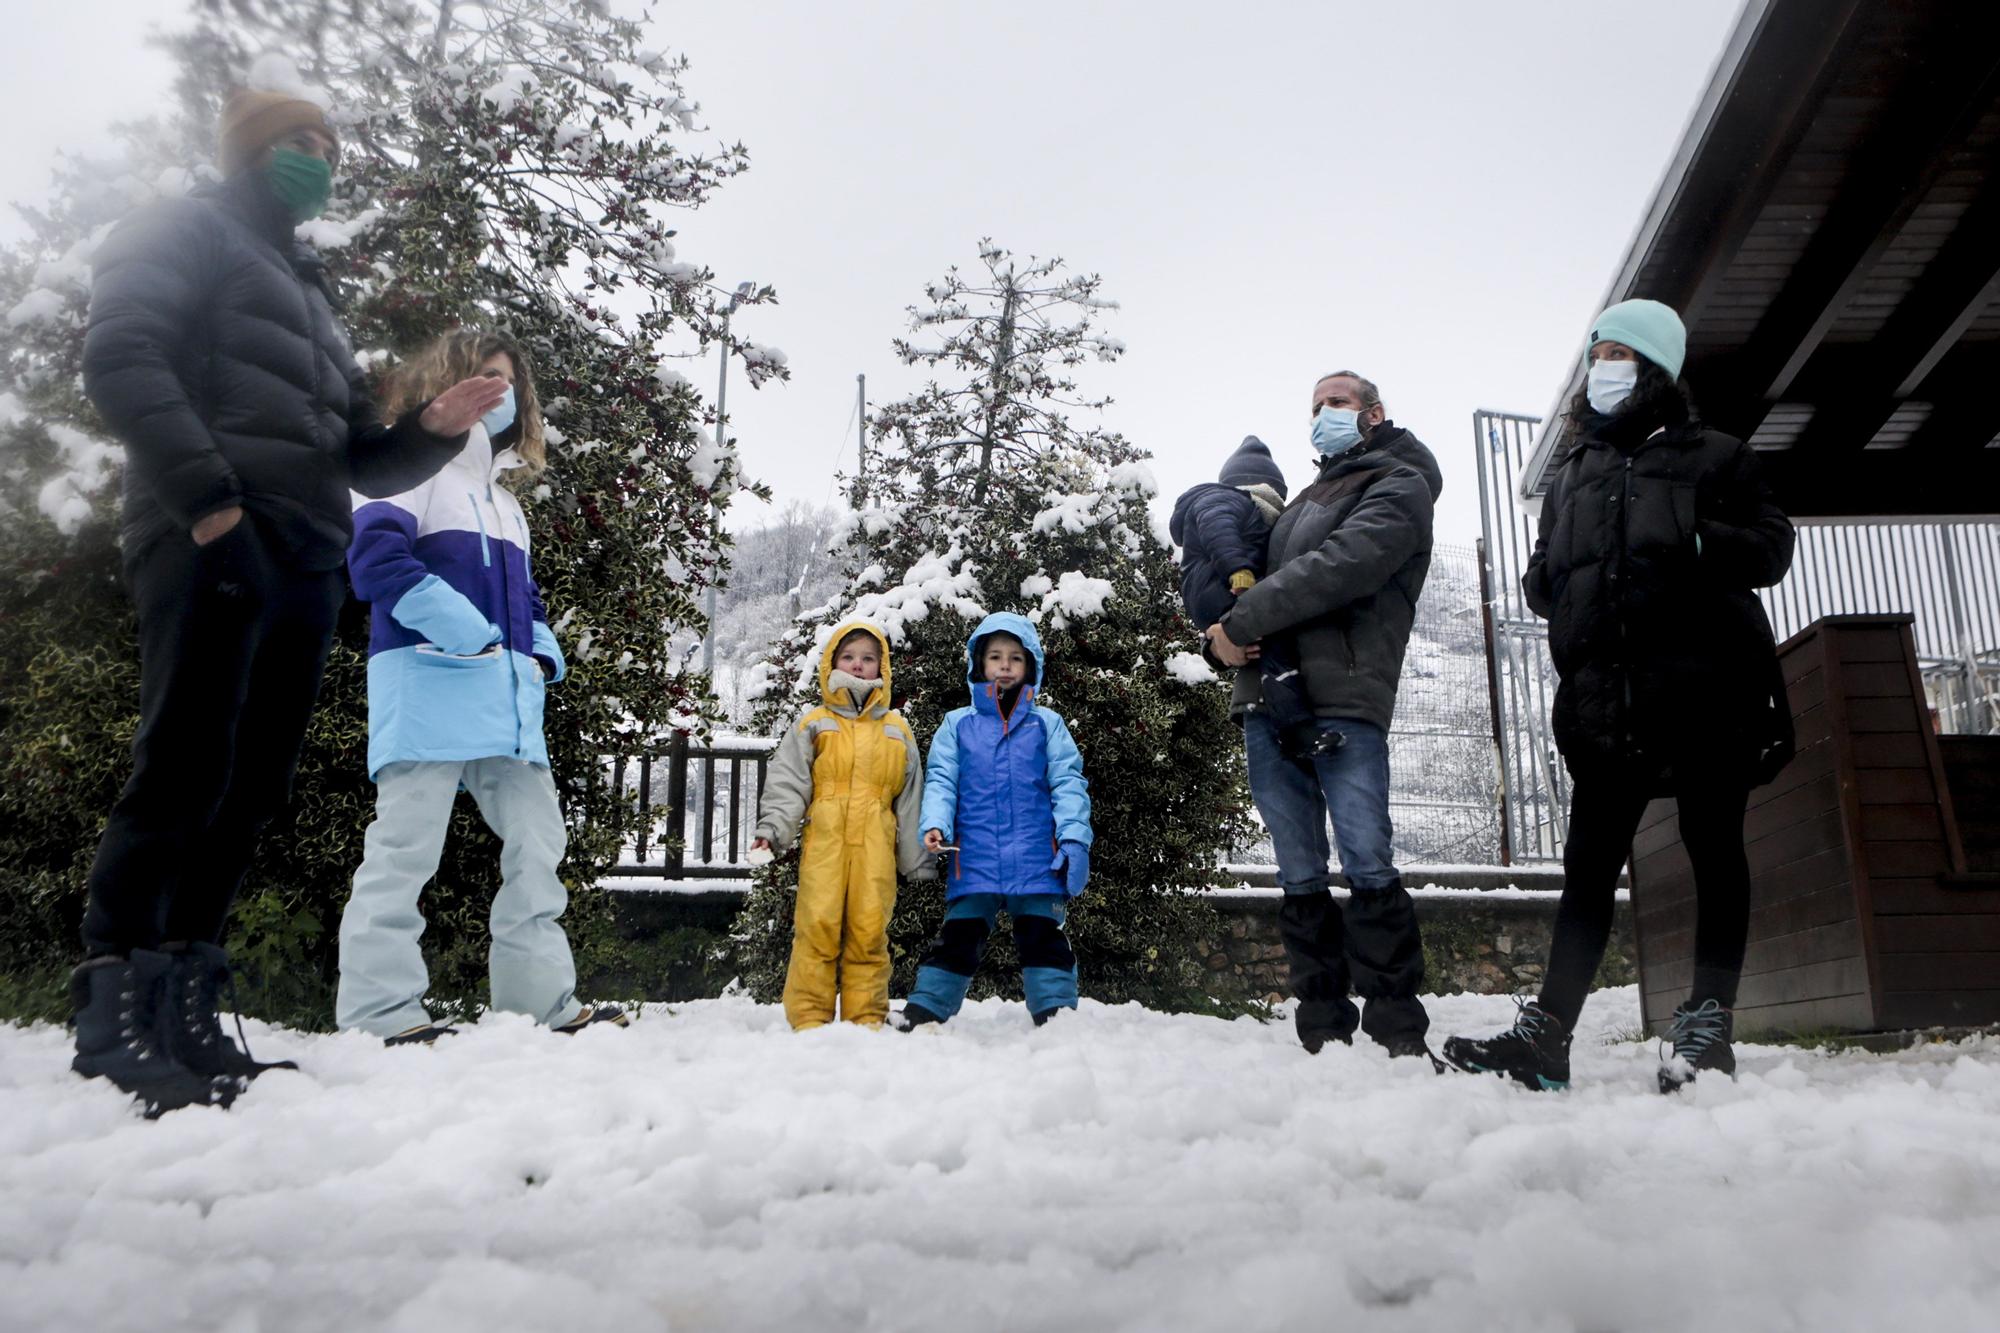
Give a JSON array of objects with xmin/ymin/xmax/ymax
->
[
  {"xmin": 1537, "ymin": 775, "xmax": 1754, "ymax": 1030},
  {"xmin": 81, "ymin": 518, "xmax": 344, "ymax": 956}
]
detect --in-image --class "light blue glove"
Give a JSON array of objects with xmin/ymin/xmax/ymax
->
[
  {"xmin": 1051, "ymin": 839, "xmax": 1090, "ymax": 897},
  {"xmin": 392, "ymin": 574, "xmax": 501, "ymax": 656}
]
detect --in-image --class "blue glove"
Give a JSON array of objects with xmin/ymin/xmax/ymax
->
[
  {"xmin": 392, "ymin": 574, "xmax": 501, "ymax": 656},
  {"xmin": 1051, "ymin": 839, "xmax": 1090, "ymax": 897}
]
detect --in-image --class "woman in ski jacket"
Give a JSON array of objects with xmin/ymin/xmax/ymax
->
[
  {"xmin": 1444, "ymin": 299, "xmax": 1795, "ymax": 1094},
  {"xmin": 751, "ymin": 620, "xmax": 930, "ymax": 1029},
  {"xmin": 898, "ymin": 612, "xmax": 1093, "ymax": 1028},
  {"xmin": 335, "ymin": 329, "xmax": 624, "ymax": 1044}
]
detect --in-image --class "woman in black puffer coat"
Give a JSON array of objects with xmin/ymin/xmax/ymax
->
[{"xmin": 1445, "ymin": 299, "xmax": 1795, "ymax": 1093}]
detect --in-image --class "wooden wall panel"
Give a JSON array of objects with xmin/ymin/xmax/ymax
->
[{"xmin": 1626, "ymin": 614, "xmax": 1999, "ymax": 1035}]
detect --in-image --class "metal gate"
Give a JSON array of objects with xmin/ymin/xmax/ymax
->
[
  {"xmin": 1475, "ymin": 409, "xmax": 2000, "ymax": 864},
  {"xmin": 1473, "ymin": 411, "xmax": 1570, "ymax": 863}
]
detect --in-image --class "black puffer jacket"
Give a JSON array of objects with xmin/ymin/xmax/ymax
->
[
  {"xmin": 82, "ymin": 172, "xmax": 462, "ymax": 570},
  {"xmin": 1221, "ymin": 424, "xmax": 1442, "ymax": 730},
  {"xmin": 1527, "ymin": 404, "xmax": 1795, "ymax": 787}
]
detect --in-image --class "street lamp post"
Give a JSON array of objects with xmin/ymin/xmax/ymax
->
[{"xmin": 700, "ymin": 284, "xmax": 754, "ymax": 679}]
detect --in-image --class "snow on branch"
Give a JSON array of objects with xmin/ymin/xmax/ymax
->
[{"xmin": 1036, "ymin": 570, "xmax": 1114, "ymax": 631}]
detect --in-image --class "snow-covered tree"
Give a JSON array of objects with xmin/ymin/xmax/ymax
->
[
  {"xmin": 735, "ymin": 242, "xmax": 1252, "ymax": 1013},
  {"xmin": 695, "ymin": 501, "xmax": 846, "ymax": 725},
  {"xmin": 0, "ymin": 0, "xmax": 773, "ymax": 1021}
]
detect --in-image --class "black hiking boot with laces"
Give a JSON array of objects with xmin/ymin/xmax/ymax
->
[
  {"xmin": 71, "ymin": 951, "xmax": 238, "ymax": 1118},
  {"xmin": 1441, "ymin": 998, "xmax": 1572, "ymax": 1091},
  {"xmin": 164, "ymin": 942, "xmax": 298, "ymax": 1081},
  {"xmin": 1658, "ymin": 999, "xmax": 1735, "ymax": 1094}
]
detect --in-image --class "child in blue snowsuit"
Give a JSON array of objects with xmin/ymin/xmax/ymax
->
[
  {"xmin": 897, "ymin": 613, "xmax": 1093, "ymax": 1028},
  {"xmin": 1169, "ymin": 435, "xmax": 1330, "ymax": 764}
]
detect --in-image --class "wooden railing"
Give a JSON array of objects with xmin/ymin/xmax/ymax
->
[{"xmin": 605, "ymin": 735, "xmax": 775, "ymax": 879}]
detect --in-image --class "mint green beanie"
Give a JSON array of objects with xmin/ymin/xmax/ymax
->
[{"xmin": 1591, "ymin": 298, "xmax": 1687, "ymax": 380}]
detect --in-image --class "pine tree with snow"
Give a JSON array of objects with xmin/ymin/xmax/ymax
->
[
  {"xmin": 0, "ymin": 0, "xmax": 774, "ymax": 1021},
  {"xmin": 736, "ymin": 241, "xmax": 1252, "ymax": 1014}
]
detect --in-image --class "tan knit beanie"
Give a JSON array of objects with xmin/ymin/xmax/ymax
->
[{"xmin": 218, "ymin": 90, "xmax": 338, "ymax": 177}]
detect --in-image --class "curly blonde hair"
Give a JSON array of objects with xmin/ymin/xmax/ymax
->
[{"xmin": 381, "ymin": 328, "xmax": 548, "ymax": 474}]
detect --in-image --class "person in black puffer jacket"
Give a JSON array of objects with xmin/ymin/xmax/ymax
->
[
  {"xmin": 68, "ymin": 88, "xmax": 509, "ymax": 1116},
  {"xmin": 1443, "ymin": 299, "xmax": 1796, "ymax": 1095}
]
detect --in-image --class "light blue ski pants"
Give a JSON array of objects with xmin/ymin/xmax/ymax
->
[{"xmin": 336, "ymin": 758, "xmax": 583, "ymax": 1035}]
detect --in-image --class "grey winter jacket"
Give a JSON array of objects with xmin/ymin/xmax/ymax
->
[{"xmin": 1219, "ymin": 424, "xmax": 1442, "ymax": 730}]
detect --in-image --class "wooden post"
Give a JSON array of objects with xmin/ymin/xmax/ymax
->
[
  {"xmin": 665, "ymin": 732, "xmax": 690, "ymax": 879},
  {"xmin": 1477, "ymin": 538, "xmax": 1513, "ymax": 866}
]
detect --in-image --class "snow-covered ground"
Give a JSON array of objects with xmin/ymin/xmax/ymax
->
[{"xmin": 5, "ymin": 986, "xmax": 2000, "ymax": 1333}]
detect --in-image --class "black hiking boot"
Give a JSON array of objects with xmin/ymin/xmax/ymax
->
[
  {"xmin": 554, "ymin": 1004, "xmax": 630, "ymax": 1034},
  {"xmin": 71, "ymin": 951, "xmax": 238, "ymax": 1118},
  {"xmin": 893, "ymin": 1003, "xmax": 944, "ymax": 1032},
  {"xmin": 1383, "ymin": 1034, "xmax": 1447, "ymax": 1073},
  {"xmin": 1442, "ymin": 998, "xmax": 1572, "ymax": 1091},
  {"xmin": 164, "ymin": 942, "xmax": 298, "ymax": 1081},
  {"xmin": 1658, "ymin": 999, "xmax": 1735, "ymax": 1094},
  {"xmin": 1297, "ymin": 1017, "xmax": 1354, "ymax": 1055}
]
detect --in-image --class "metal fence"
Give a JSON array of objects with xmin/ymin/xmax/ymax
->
[
  {"xmin": 1376, "ymin": 541, "xmax": 1504, "ymax": 865},
  {"xmin": 1474, "ymin": 407, "xmax": 2000, "ymax": 863},
  {"xmin": 1475, "ymin": 411, "xmax": 1572, "ymax": 862},
  {"xmin": 603, "ymin": 735, "xmax": 772, "ymax": 879},
  {"xmin": 1766, "ymin": 523, "xmax": 2000, "ymax": 735}
]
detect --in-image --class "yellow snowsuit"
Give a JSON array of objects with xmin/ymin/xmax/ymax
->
[{"xmin": 753, "ymin": 621, "xmax": 929, "ymax": 1029}]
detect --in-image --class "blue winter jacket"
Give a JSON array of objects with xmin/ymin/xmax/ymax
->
[
  {"xmin": 920, "ymin": 613, "xmax": 1093, "ymax": 899},
  {"xmin": 1169, "ymin": 482, "xmax": 1275, "ymax": 630},
  {"xmin": 347, "ymin": 424, "xmax": 566, "ymax": 778}
]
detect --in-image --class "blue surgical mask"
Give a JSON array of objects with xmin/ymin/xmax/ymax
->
[
  {"xmin": 1310, "ymin": 405, "xmax": 1365, "ymax": 456},
  {"xmin": 481, "ymin": 384, "xmax": 518, "ymax": 440},
  {"xmin": 1586, "ymin": 359, "xmax": 1638, "ymax": 414}
]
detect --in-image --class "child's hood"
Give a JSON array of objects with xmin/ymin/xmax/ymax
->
[
  {"xmin": 1239, "ymin": 483, "xmax": 1285, "ymax": 523},
  {"xmin": 962, "ymin": 611, "xmax": 1046, "ymax": 703},
  {"xmin": 817, "ymin": 619, "xmax": 892, "ymax": 715}
]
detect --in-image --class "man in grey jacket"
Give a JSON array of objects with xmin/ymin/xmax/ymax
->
[{"xmin": 1207, "ymin": 370, "xmax": 1442, "ymax": 1059}]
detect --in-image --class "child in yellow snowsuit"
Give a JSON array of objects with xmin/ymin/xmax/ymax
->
[{"xmin": 751, "ymin": 621, "xmax": 930, "ymax": 1029}]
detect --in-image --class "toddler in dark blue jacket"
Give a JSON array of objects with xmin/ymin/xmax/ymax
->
[{"xmin": 1169, "ymin": 436, "xmax": 1332, "ymax": 764}]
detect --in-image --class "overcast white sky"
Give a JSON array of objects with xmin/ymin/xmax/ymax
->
[{"xmin": 1, "ymin": 1, "xmax": 1745, "ymax": 546}]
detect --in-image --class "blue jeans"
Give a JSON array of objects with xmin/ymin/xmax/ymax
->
[
  {"xmin": 1244, "ymin": 713, "xmax": 1397, "ymax": 892},
  {"xmin": 1244, "ymin": 712, "xmax": 1427, "ymax": 1045}
]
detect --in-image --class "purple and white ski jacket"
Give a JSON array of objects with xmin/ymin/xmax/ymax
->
[{"xmin": 347, "ymin": 424, "xmax": 566, "ymax": 779}]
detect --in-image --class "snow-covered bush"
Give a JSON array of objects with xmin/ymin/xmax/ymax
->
[
  {"xmin": 735, "ymin": 242, "xmax": 1252, "ymax": 1015},
  {"xmin": 0, "ymin": 0, "xmax": 773, "ymax": 1023}
]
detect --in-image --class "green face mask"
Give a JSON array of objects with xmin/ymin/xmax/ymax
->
[{"xmin": 265, "ymin": 147, "xmax": 333, "ymax": 222}]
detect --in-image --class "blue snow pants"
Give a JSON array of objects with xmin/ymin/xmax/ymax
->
[{"xmin": 905, "ymin": 893, "xmax": 1078, "ymax": 1020}]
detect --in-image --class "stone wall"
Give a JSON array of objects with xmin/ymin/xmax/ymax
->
[
  {"xmin": 595, "ymin": 869, "xmax": 1637, "ymax": 1007},
  {"xmin": 1200, "ymin": 889, "xmax": 1635, "ymax": 1004}
]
